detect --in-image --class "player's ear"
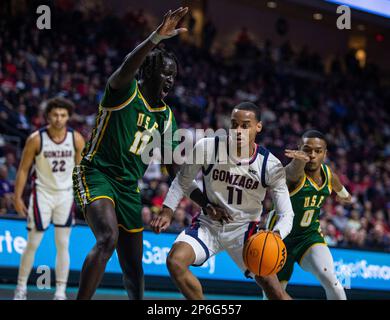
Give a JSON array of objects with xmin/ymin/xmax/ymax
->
[{"xmin": 256, "ymin": 121, "xmax": 262, "ymax": 133}]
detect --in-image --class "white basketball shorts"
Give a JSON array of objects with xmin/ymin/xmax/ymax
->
[
  {"xmin": 27, "ymin": 185, "xmax": 74, "ymax": 231},
  {"xmin": 174, "ymin": 215, "xmax": 260, "ymax": 278}
]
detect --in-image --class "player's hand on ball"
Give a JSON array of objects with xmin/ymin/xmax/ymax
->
[
  {"xmin": 14, "ymin": 196, "xmax": 27, "ymax": 217},
  {"xmin": 156, "ymin": 7, "xmax": 188, "ymax": 39},
  {"xmin": 272, "ymin": 230, "xmax": 282, "ymax": 238},
  {"xmin": 204, "ymin": 203, "xmax": 233, "ymax": 224},
  {"xmin": 150, "ymin": 206, "xmax": 174, "ymax": 234},
  {"xmin": 285, "ymin": 149, "xmax": 310, "ymax": 163}
]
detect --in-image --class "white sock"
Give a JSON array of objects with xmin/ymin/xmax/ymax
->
[
  {"xmin": 55, "ymin": 282, "xmax": 67, "ymax": 295},
  {"xmin": 54, "ymin": 227, "xmax": 71, "ymax": 293},
  {"xmin": 16, "ymin": 229, "xmax": 44, "ymax": 289}
]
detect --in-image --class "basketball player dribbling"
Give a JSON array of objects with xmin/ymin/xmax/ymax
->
[{"xmin": 151, "ymin": 102, "xmax": 295, "ymax": 300}]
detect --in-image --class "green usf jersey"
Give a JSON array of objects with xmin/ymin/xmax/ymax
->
[
  {"xmin": 81, "ymin": 79, "xmax": 178, "ymax": 184},
  {"xmin": 286, "ymin": 164, "xmax": 333, "ymax": 238}
]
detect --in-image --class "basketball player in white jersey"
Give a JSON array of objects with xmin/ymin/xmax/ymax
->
[
  {"xmin": 151, "ymin": 102, "xmax": 295, "ymax": 299},
  {"xmin": 13, "ymin": 97, "xmax": 85, "ymax": 300}
]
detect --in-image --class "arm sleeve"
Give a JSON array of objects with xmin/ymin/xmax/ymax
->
[
  {"xmin": 266, "ymin": 158, "xmax": 294, "ymax": 240},
  {"xmin": 163, "ymin": 138, "xmax": 209, "ymax": 211}
]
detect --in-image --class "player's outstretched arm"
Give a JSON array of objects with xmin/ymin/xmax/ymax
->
[
  {"xmin": 151, "ymin": 138, "xmax": 203, "ymax": 234},
  {"xmin": 284, "ymin": 149, "xmax": 310, "ymax": 188},
  {"xmin": 14, "ymin": 132, "xmax": 40, "ymax": 217},
  {"xmin": 150, "ymin": 164, "xmax": 200, "ymax": 234},
  {"xmin": 268, "ymin": 160, "xmax": 295, "ymax": 239},
  {"xmin": 73, "ymin": 131, "xmax": 85, "ymax": 165},
  {"xmin": 165, "ymin": 163, "xmax": 232, "ymax": 223},
  {"xmin": 331, "ymin": 170, "xmax": 353, "ymax": 205},
  {"xmin": 108, "ymin": 7, "xmax": 188, "ymax": 90}
]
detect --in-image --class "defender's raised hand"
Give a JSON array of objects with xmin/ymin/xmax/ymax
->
[
  {"xmin": 150, "ymin": 7, "xmax": 189, "ymax": 44},
  {"xmin": 285, "ymin": 149, "xmax": 310, "ymax": 163}
]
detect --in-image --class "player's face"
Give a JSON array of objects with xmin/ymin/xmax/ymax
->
[
  {"xmin": 150, "ymin": 57, "xmax": 177, "ymax": 100},
  {"xmin": 300, "ymin": 138, "xmax": 327, "ymax": 172},
  {"xmin": 47, "ymin": 108, "xmax": 69, "ymax": 130},
  {"xmin": 230, "ymin": 109, "xmax": 262, "ymax": 149}
]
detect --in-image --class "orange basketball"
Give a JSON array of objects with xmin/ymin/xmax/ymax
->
[{"xmin": 243, "ymin": 230, "xmax": 287, "ymax": 277}]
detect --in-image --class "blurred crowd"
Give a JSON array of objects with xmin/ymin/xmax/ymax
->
[{"xmin": 0, "ymin": 2, "xmax": 389, "ymax": 251}]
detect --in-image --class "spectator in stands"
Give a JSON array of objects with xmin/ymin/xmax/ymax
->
[
  {"xmin": 142, "ymin": 206, "xmax": 153, "ymax": 229},
  {"xmin": 169, "ymin": 207, "xmax": 190, "ymax": 233},
  {"xmin": 5, "ymin": 152, "xmax": 17, "ymax": 183},
  {"xmin": 332, "ymin": 205, "xmax": 349, "ymax": 232},
  {"xmin": 323, "ymin": 222, "xmax": 341, "ymax": 247},
  {"xmin": 0, "ymin": 4, "xmax": 389, "ymax": 251},
  {"xmin": 366, "ymin": 224, "xmax": 390, "ymax": 251},
  {"xmin": 151, "ymin": 182, "xmax": 169, "ymax": 210},
  {"xmin": 0, "ymin": 164, "xmax": 14, "ymax": 214},
  {"xmin": 346, "ymin": 210, "xmax": 361, "ymax": 232},
  {"xmin": 339, "ymin": 227, "xmax": 359, "ymax": 248},
  {"xmin": 15, "ymin": 104, "xmax": 31, "ymax": 134}
]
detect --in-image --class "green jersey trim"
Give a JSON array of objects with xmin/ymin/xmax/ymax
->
[
  {"xmin": 84, "ymin": 109, "xmax": 112, "ymax": 161},
  {"xmin": 163, "ymin": 107, "xmax": 173, "ymax": 134},
  {"xmin": 298, "ymin": 242, "xmax": 327, "ymax": 265},
  {"xmin": 100, "ymin": 82, "xmax": 139, "ymax": 111},
  {"xmin": 289, "ymin": 174, "xmax": 307, "ymax": 197},
  {"xmin": 306, "ymin": 164, "xmax": 328, "ymax": 191},
  {"xmin": 137, "ymin": 86, "xmax": 168, "ymax": 112}
]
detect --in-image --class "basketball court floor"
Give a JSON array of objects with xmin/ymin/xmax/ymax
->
[{"xmin": 0, "ymin": 284, "xmax": 261, "ymax": 300}]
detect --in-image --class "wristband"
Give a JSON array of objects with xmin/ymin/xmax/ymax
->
[
  {"xmin": 336, "ymin": 186, "xmax": 350, "ymax": 198},
  {"xmin": 148, "ymin": 30, "xmax": 178, "ymax": 45}
]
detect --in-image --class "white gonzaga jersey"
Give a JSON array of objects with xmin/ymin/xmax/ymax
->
[
  {"xmin": 200, "ymin": 138, "xmax": 272, "ymax": 223},
  {"xmin": 164, "ymin": 136, "xmax": 294, "ymax": 238},
  {"xmin": 33, "ymin": 127, "xmax": 76, "ymax": 191}
]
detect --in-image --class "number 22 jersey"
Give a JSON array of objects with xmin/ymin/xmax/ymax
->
[{"xmin": 34, "ymin": 127, "xmax": 76, "ymax": 191}]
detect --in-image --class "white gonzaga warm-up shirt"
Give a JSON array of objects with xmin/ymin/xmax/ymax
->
[{"xmin": 164, "ymin": 136, "xmax": 294, "ymax": 239}]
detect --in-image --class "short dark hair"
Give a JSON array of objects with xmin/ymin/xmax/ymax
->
[
  {"xmin": 233, "ymin": 102, "xmax": 261, "ymax": 121},
  {"xmin": 302, "ymin": 130, "xmax": 327, "ymax": 145},
  {"xmin": 45, "ymin": 97, "xmax": 74, "ymax": 117},
  {"xmin": 138, "ymin": 46, "xmax": 178, "ymax": 80}
]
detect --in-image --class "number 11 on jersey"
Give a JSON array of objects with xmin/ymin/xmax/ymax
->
[{"xmin": 227, "ymin": 186, "xmax": 242, "ymax": 205}]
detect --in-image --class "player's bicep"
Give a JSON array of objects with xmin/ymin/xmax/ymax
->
[
  {"xmin": 267, "ymin": 161, "xmax": 287, "ymax": 190},
  {"xmin": 175, "ymin": 138, "xmax": 210, "ymax": 190},
  {"xmin": 331, "ymin": 171, "xmax": 344, "ymax": 193}
]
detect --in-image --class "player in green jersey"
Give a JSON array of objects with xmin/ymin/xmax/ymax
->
[
  {"xmin": 266, "ymin": 130, "xmax": 352, "ymax": 299},
  {"xmin": 72, "ymin": 7, "xmax": 189, "ymax": 300}
]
